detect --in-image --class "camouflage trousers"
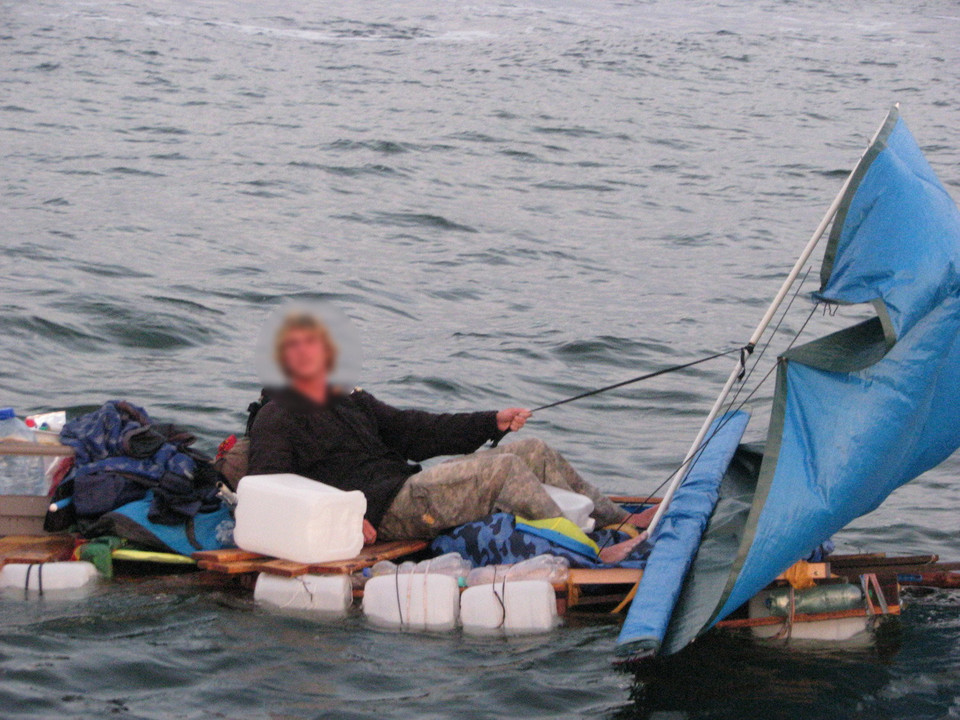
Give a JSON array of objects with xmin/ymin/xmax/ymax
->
[{"xmin": 378, "ymin": 437, "xmax": 629, "ymax": 541}]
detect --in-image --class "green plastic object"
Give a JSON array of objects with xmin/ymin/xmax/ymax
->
[
  {"xmin": 77, "ymin": 537, "xmax": 126, "ymax": 578},
  {"xmin": 764, "ymin": 583, "xmax": 864, "ymax": 617}
]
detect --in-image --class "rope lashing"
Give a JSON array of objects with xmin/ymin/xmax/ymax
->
[{"xmin": 531, "ymin": 347, "xmax": 742, "ymax": 413}]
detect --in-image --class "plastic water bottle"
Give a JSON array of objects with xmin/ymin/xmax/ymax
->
[
  {"xmin": 0, "ymin": 408, "xmax": 46, "ymax": 494},
  {"xmin": 411, "ymin": 553, "xmax": 472, "ymax": 579},
  {"xmin": 466, "ymin": 555, "xmax": 570, "ymax": 587},
  {"xmin": 370, "ymin": 554, "xmax": 472, "ymax": 582}
]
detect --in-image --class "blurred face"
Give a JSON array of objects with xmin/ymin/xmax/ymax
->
[{"xmin": 279, "ymin": 328, "xmax": 329, "ymax": 383}]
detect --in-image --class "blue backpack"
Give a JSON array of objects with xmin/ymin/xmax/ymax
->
[{"xmin": 87, "ymin": 491, "xmax": 235, "ymax": 556}]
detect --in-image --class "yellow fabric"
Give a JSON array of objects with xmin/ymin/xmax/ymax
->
[
  {"xmin": 782, "ymin": 560, "xmax": 817, "ymax": 590},
  {"xmin": 515, "ymin": 515, "xmax": 601, "ymax": 555},
  {"xmin": 604, "ymin": 522, "xmax": 640, "ymax": 538},
  {"xmin": 111, "ymin": 549, "xmax": 196, "ymax": 565}
]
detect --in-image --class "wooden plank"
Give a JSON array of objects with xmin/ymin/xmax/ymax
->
[
  {"xmin": 608, "ymin": 495, "xmax": 662, "ymax": 505},
  {"xmin": 568, "ymin": 568, "xmax": 642, "ymax": 586},
  {"xmin": 192, "ymin": 548, "xmax": 264, "ymax": 564},
  {"xmin": 717, "ymin": 604, "xmax": 900, "ymax": 629},
  {"xmin": 826, "ymin": 552, "xmax": 886, "ymax": 562},
  {"xmin": 197, "ymin": 560, "xmax": 263, "ymax": 575},
  {"xmin": 0, "ymin": 534, "xmax": 75, "ymax": 566},
  {"xmin": 830, "ymin": 553, "xmax": 937, "ymax": 568},
  {"xmin": 194, "ymin": 541, "xmax": 427, "ymax": 578},
  {"xmin": 0, "ymin": 441, "xmax": 74, "ymax": 457},
  {"xmin": 256, "ymin": 559, "xmax": 311, "ymax": 577},
  {"xmin": 307, "ymin": 540, "xmax": 428, "ymax": 575},
  {"xmin": 836, "ymin": 562, "xmax": 952, "ymax": 578}
]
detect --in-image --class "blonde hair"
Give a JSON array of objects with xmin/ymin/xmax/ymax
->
[{"xmin": 274, "ymin": 312, "xmax": 339, "ymax": 376}]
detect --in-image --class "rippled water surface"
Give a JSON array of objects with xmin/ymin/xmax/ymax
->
[{"xmin": 2, "ymin": 0, "xmax": 960, "ymax": 717}]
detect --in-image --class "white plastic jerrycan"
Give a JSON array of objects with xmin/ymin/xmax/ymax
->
[
  {"xmin": 253, "ymin": 573, "xmax": 353, "ymax": 617},
  {"xmin": 460, "ymin": 580, "xmax": 559, "ymax": 635},
  {"xmin": 0, "ymin": 561, "xmax": 99, "ymax": 595},
  {"xmin": 363, "ymin": 573, "xmax": 460, "ymax": 631},
  {"xmin": 233, "ymin": 473, "xmax": 366, "ymax": 564}
]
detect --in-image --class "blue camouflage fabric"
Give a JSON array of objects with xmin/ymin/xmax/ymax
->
[
  {"xmin": 430, "ymin": 512, "xmax": 647, "ymax": 569},
  {"xmin": 57, "ymin": 401, "xmax": 220, "ymax": 526},
  {"xmin": 60, "ymin": 401, "xmax": 196, "ymax": 484}
]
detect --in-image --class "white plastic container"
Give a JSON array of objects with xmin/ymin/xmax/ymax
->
[
  {"xmin": 0, "ymin": 561, "xmax": 99, "ymax": 594},
  {"xmin": 543, "ymin": 485, "xmax": 595, "ymax": 532},
  {"xmin": 254, "ymin": 573, "xmax": 353, "ymax": 617},
  {"xmin": 0, "ymin": 408, "xmax": 46, "ymax": 495},
  {"xmin": 460, "ymin": 580, "xmax": 559, "ymax": 635},
  {"xmin": 233, "ymin": 473, "xmax": 366, "ymax": 564},
  {"xmin": 363, "ymin": 573, "xmax": 460, "ymax": 631}
]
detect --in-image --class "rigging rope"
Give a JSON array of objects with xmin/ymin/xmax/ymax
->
[
  {"xmin": 531, "ymin": 348, "xmax": 740, "ymax": 413},
  {"xmin": 593, "ymin": 269, "xmax": 819, "ymax": 552}
]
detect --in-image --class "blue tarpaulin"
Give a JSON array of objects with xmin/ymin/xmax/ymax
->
[
  {"xmin": 617, "ymin": 412, "xmax": 749, "ymax": 655},
  {"xmin": 623, "ymin": 107, "xmax": 960, "ymax": 657},
  {"xmin": 712, "ymin": 108, "xmax": 960, "ymax": 623}
]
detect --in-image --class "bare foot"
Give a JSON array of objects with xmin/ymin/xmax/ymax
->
[
  {"xmin": 598, "ymin": 531, "xmax": 649, "ymax": 564},
  {"xmin": 625, "ymin": 504, "xmax": 659, "ymax": 530}
]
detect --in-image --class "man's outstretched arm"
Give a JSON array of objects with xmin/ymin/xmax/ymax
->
[{"xmin": 355, "ymin": 390, "xmax": 529, "ymax": 461}]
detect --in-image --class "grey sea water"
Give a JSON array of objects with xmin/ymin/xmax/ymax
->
[{"xmin": 2, "ymin": 0, "xmax": 959, "ymax": 717}]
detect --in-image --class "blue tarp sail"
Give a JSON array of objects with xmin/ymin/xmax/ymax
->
[
  {"xmin": 713, "ymin": 107, "xmax": 960, "ymax": 623},
  {"xmin": 617, "ymin": 412, "xmax": 749, "ymax": 656},
  {"xmin": 623, "ymin": 106, "xmax": 960, "ymax": 657}
]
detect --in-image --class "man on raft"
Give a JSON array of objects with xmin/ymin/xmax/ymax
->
[{"xmin": 247, "ymin": 311, "xmax": 653, "ymax": 563}]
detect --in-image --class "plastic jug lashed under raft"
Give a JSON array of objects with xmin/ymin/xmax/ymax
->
[
  {"xmin": 460, "ymin": 580, "xmax": 559, "ymax": 635},
  {"xmin": 254, "ymin": 573, "xmax": 353, "ymax": 617}
]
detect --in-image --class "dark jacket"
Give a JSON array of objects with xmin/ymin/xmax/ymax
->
[{"xmin": 247, "ymin": 387, "xmax": 502, "ymax": 526}]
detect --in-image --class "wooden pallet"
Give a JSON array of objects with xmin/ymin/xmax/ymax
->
[
  {"xmin": 192, "ymin": 540, "xmax": 429, "ymax": 577},
  {"xmin": 0, "ymin": 441, "xmax": 74, "ymax": 457},
  {"xmin": 0, "ymin": 534, "xmax": 75, "ymax": 566}
]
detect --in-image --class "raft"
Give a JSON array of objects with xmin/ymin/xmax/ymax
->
[{"xmin": 3, "ymin": 491, "xmax": 957, "ymax": 649}]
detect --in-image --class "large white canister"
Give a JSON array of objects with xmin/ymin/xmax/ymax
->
[
  {"xmin": 233, "ymin": 473, "xmax": 366, "ymax": 564},
  {"xmin": 363, "ymin": 573, "xmax": 460, "ymax": 631},
  {"xmin": 253, "ymin": 573, "xmax": 353, "ymax": 617},
  {"xmin": 460, "ymin": 580, "xmax": 559, "ymax": 635},
  {"xmin": 543, "ymin": 485, "xmax": 595, "ymax": 532},
  {"xmin": 0, "ymin": 561, "xmax": 99, "ymax": 595}
]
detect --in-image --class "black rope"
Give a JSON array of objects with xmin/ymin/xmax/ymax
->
[
  {"xmin": 492, "ymin": 565, "xmax": 507, "ymax": 629},
  {"xmin": 720, "ymin": 267, "xmax": 813, "ymax": 419},
  {"xmin": 532, "ymin": 348, "xmax": 740, "ymax": 413},
  {"xmin": 22, "ymin": 563, "xmax": 44, "ymax": 598},
  {"xmin": 394, "ymin": 565, "xmax": 403, "ymax": 627},
  {"xmin": 596, "ymin": 275, "xmax": 819, "ymax": 554}
]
